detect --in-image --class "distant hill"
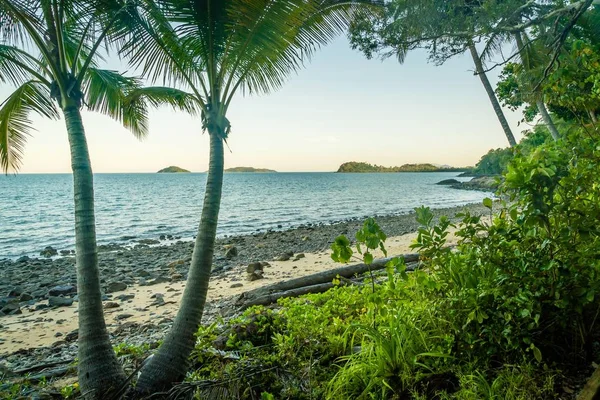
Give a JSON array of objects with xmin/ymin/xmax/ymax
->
[
  {"xmin": 157, "ymin": 166, "xmax": 191, "ymax": 173},
  {"xmin": 337, "ymin": 162, "xmax": 468, "ymax": 173},
  {"xmin": 225, "ymin": 167, "xmax": 276, "ymax": 173}
]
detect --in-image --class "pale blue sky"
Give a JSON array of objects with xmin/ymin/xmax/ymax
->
[{"xmin": 2, "ymin": 36, "xmax": 528, "ymax": 173}]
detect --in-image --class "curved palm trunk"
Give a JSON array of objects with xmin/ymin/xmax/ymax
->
[
  {"xmin": 136, "ymin": 131, "xmax": 225, "ymax": 393},
  {"xmin": 513, "ymin": 32, "xmax": 560, "ymax": 141},
  {"xmin": 64, "ymin": 105, "xmax": 126, "ymax": 398},
  {"xmin": 536, "ymin": 99, "xmax": 560, "ymax": 141},
  {"xmin": 468, "ymin": 43, "xmax": 517, "ymax": 147}
]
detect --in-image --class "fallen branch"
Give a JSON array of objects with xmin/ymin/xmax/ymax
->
[
  {"xmin": 236, "ymin": 254, "xmax": 420, "ymax": 309},
  {"xmin": 577, "ymin": 365, "xmax": 600, "ymax": 400}
]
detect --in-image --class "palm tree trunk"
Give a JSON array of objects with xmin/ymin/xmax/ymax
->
[
  {"xmin": 468, "ymin": 42, "xmax": 517, "ymax": 147},
  {"xmin": 136, "ymin": 131, "xmax": 225, "ymax": 394},
  {"xmin": 536, "ymin": 99, "xmax": 560, "ymax": 141},
  {"xmin": 513, "ymin": 32, "xmax": 560, "ymax": 141},
  {"xmin": 63, "ymin": 104, "xmax": 126, "ymax": 398},
  {"xmin": 589, "ymin": 109, "xmax": 598, "ymax": 124}
]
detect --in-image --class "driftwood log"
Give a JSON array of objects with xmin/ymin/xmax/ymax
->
[
  {"xmin": 236, "ymin": 253, "xmax": 420, "ymax": 309},
  {"xmin": 577, "ymin": 365, "xmax": 600, "ymax": 400}
]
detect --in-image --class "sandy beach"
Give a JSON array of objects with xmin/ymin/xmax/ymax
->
[{"xmin": 0, "ymin": 202, "xmax": 490, "ymax": 375}]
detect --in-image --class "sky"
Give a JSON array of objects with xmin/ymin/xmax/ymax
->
[{"xmin": 1, "ymin": 36, "xmax": 530, "ymax": 173}]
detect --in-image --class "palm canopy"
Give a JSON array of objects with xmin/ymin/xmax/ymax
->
[
  {"xmin": 0, "ymin": 0, "xmax": 200, "ymax": 172},
  {"xmin": 121, "ymin": 0, "xmax": 380, "ymax": 139}
]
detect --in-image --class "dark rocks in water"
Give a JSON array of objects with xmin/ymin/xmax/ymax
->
[
  {"xmin": 106, "ymin": 282, "xmax": 128, "ymax": 293},
  {"xmin": 59, "ymin": 250, "xmax": 71, "ymax": 256},
  {"xmin": 16, "ymin": 256, "xmax": 30, "ymax": 263},
  {"xmin": 436, "ymin": 178, "xmax": 460, "ymax": 185},
  {"xmin": 40, "ymin": 246, "xmax": 58, "ymax": 258},
  {"xmin": 225, "ymin": 246, "xmax": 238, "ymax": 259},
  {"xmin": 136, "ymin": 239, "xmax": 160, "ymax": 245},
  {"xmin": 48, "ymin": 285, "xmax": 76, "ymax": 297},
  {"xmin": 48, "ymin": 296, "xmax": 74, "ymax": 307},
  {"xmin": 452, "ymin": 176, "xmax": 501, "ymax": 191}
]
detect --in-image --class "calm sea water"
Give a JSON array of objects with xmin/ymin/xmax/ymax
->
[{"xmin": 0, "ymin": 172, "xmax": 488, "ymax": 259}]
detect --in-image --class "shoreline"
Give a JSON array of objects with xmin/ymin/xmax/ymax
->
[{"xmin": 0, "ymin": 201, "xmax": 491, "ymax": 374}]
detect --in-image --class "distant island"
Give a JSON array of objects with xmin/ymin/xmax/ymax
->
[
  {"xmin": 225, "ymin": 167, "xmax": 277, "ymax": 173},
  {"xmin": 157, "ymin": 166, "xmax": 191, "ymax": 173},
  {"xmin": 337, "ymin": 161, "xmax": 468, "ymax": 173}
]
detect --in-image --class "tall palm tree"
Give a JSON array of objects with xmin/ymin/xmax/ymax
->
[
  {"xmin": 468, "ymin": 40, "xmax": 517, "ymax": 147},
  {"xmin": 513, "ymin": 31, "xmax": 561, "ymax": 141},
  {"xmin": 0, "ymin": 1, "xmax": 197, "ymax": 397},
  {"xmin": 123, "ymin": 0, "xmax": 380, "ymax": 393}
]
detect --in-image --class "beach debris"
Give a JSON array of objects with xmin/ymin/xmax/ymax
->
[
  {"xmin": 106, "ymin": 281, "xmax": 128, "ymax": 293},
  {"xmin": 230, "ymin": 283, "xmax": 244, "ymax": 289},
  {"xmin": 293, "ymin": 253, "xmax": 305, "ymax": 261},
  {"xmin": 116, "ymin": 313, "xmax": 133, "ymax": 320},
  {"xmin": 48, "ymin": 296, "xmax": 74, "ymax": 308}
]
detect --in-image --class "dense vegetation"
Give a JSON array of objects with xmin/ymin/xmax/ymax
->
[
  {"xmin": 145, "ymin": 126, "xmax": 599, "ymax": 399},
  {"xmin": 337, "ymin": 162, "xmax": 467, "ymax": 173},
  {"xmin": 225, "ymin": 167, "xmax": 277, "ymax": 173},
  {"xmin": 157, "ymin": 166, "xmax": 190, "ymax": 173}
]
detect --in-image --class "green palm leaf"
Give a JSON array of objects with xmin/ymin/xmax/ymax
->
[
  {"xmin": 0, "ymin": 80, "xmax": 59, "ymax": 172},
  {"xmin": 125, "ymin": 86, "xmax": 201, "ymax": 116},
  {"xmin": 82, "ymin": 67, "xmax": 149, "ymax": 138}
]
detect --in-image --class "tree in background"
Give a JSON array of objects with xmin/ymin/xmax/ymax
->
[
  {"xmin": 0, "ymin": 1, "xmax": 198, "ymax": 397},
  {"xmin": 348, "ymin": 0, "xmax": 519, "ymax": 146}
]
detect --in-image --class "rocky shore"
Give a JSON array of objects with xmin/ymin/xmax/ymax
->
[{"xmin": 0, "ymin": 202, "xmax": 491, "ymax": 385}]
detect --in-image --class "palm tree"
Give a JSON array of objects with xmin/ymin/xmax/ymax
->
[
  {"xmin": 468, "ymin": 41, "xmax": 517, "ymax": 147},
  {"xmin": 513, "ymin": 31, "xmax": 561, "ymax": 141},
  {"xmin": 0, "ymin": 1, "xmax": 197, "ymax": 397},
  {"xmin": 123, "ymin": 0, "xmax": 380, "ymax": 393}
]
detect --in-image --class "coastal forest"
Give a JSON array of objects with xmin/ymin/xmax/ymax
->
[{"xmin": 1, "ymin": 0, "xmax": 600, "ymax": 399}]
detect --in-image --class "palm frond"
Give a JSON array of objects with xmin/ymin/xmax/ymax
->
[
  {"xmin": 125, "ymin": 86, "xmax": 202, "ymax": 117},
  {"xmin": 0, "ymin": 80, "xmax": 59, "ymax": 172},
  {"xmin": 118, "ymin": 0, "xmax": 206, "ymax": 94},
  {"xmin": 0, "ymin": 43, "xmax": 50, "ymax": 86},
  {"xmin": 221, "ymin": 0, "xmax": 381, "ymax": 104},
  {"xmin": 82, "ymin": 68, "xmax": 148, "ymax": 138}
]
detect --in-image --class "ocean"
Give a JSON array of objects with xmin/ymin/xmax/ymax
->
[{"xmin": 0, "ymin": 172, "xmax": 488, "ymax": 259}]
